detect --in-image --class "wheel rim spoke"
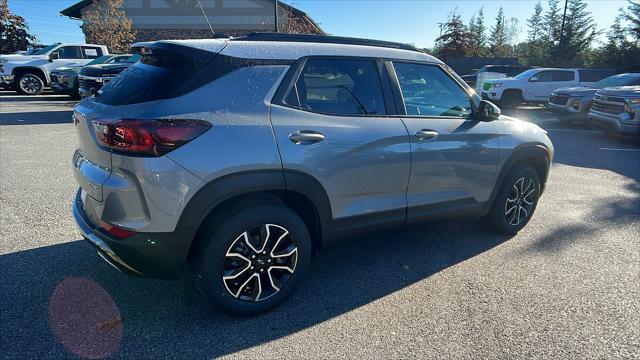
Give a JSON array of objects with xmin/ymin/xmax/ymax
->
[
  {"xmin": 505, "ymin": 176, "xmax": 536, "ymax": 226},
  {"xmin": 222, "ymin": 223, "xmax": 298, "ymax": 302}
]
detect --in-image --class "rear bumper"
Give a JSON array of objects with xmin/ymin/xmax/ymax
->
[
  {"xmin": 588, "ymin": 111, "xmax": 640, "ymax": 135},
  {"xmin": 73, "ymin": 188, "xmax": 192, "ymax": 280}
]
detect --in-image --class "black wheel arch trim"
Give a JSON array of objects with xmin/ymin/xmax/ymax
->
[
  {"xmin": 485, "ymin": 144, "xmax": 550, "ymax": 214},
  {"xmin": 12, "ymin": 66, "xmax": 49, "ymax": 84}
]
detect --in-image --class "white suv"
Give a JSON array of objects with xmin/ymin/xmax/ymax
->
[
  {"xmin": 481, "ymin": 68, "xmax": 614, "ymax": 107},
  {"xmin": 0, "ymin": 43, "xmax": 110, "ymax": 95}
]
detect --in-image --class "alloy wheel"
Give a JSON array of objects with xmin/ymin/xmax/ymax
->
[
  {"xmin": 222, "ymin": 224, "xmax": 298, "ymax": 302},
  {"xmin": 19, "ymin": 75, "xmax": 42, "ymax": 95},
  {"xmin": 504, "ymin": 177, "xmax": 536, "ymax": 226}
]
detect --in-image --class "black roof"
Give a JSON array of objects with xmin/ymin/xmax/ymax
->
[{"xmin": 234, "ymin": 32, "xmax": 421, "ymax": 53}]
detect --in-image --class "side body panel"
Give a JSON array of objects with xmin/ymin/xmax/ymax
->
[{"xmin": 270, "ymin": 104, "xmax": 411, "ymax": 220}]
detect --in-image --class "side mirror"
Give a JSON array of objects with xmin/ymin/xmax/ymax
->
[
  {"xmin": 478, "ymin": 100, "xmax": 501, "ymax": 122},
  {"xmin": 48, "ymin": 52, "xmax": 59, "ymax": 62},
  {"xmin": 529, "ymin": 76, "xmax": 538, "ymax": 82}
]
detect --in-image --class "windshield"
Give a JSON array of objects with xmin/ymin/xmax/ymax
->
[
  {"xmin": 86, "ymin": 55, "xmax": 111, "ymax": 66},
  {"xmin": 592, "ymin": 74, "xmax": 639, "ymax": 89},
  {"xmin": 125, "ymin": 54, "xmax": 142, "ymax": 63},
  {"xmin": 515, "ymin": 69, "xmax": 539, "ymax": 79},
  {"xmin": 31, "ymin": 44, "xmax": 59, "ymax": 55}
]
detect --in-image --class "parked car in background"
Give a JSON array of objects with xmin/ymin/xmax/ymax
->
[
  {"xmin": 588, "ymin": 86, "xmax": 640, "ymax": 136},
  {"xmin": 72, "ymin": 33, "xmax": 553, "ymax": 316},
  {"xmin": 461, "ymin": 65, "xmax": 534, "ymax": 88},
  {"xmin": 50, "ymin": 54, "xmax": 132, "ymax": 99},
  {"xmin": 547, "ymin": 73, "xmax": 640, "ymax": 122},
  {"xmin": 0, "ymin": 43, "xmax": 109, "ymax": 95},
  {"xmin": 78, "ymin": 54, "xmax": 141, "ymax": 98},
  {"xmin": 481, "ymin": 68, "xmax": 615, "ymax": 107}
]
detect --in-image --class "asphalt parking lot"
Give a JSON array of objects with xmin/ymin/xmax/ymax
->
[{"xmin": 1, "ymin": 90, "xmax": 639, "ymax": 359}]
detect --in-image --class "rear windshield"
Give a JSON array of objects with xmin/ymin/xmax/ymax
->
[{"xmin": 95, "ymin": 48, "xmax": 210, "ymax": 106}]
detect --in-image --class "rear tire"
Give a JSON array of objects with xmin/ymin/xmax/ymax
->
[
  {"xmin": 194, "ymin": 203, "xmax": 312, "ymax": 316},
  {"xmin": 484, "ymin": 164, "xmax": 540, "ymax": 235},
  {"xmin": 15, "ymin": 73, "xmax": 44, "ymax": 95}
]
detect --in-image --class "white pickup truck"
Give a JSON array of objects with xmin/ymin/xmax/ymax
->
[
  {"xmin": 481, "ymin": 68, "xmax": 615, "ymax": 107},
  {"xmin": 0, "ymin": 43, "xmax": 109, "ymax": 95}
]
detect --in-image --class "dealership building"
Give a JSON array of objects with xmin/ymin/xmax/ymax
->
[{"xmin": 60, "ymin": 0, "xmax": 325, "ymax": 42}]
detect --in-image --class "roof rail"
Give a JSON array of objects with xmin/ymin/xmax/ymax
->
[{"xmin": 232, "ymin": 32, "xmax": 422, "ymax": 53}]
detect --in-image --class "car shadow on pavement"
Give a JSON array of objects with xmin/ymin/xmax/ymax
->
[
  {"xmin": 1, "ymin": 218, "xmax": 510, "ymax": 359},
  {"xmin": 0, "ymin": 111, "xmax": 74, "ymax": 125}
]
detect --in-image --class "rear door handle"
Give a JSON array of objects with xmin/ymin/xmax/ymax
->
[
  {"xmin": 289, "ymin": 130, "xmax": 325, "ymax": 144},
  {"xmin": 415, "ymin": 129, "xmax": 439, "ymax": 140}
]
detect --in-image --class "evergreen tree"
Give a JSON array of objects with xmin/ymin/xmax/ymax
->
[
  {"xmin": 524, "ymin": 1, "xmax": 546, "ymax": 65},
  {"xmin": 549, "ymin": 0, "xmax": 596, "ymax": 66},
  {"xmin": 544, "ymin": 0, "xmax": 562, "ymax": 44},
  {"xmin": 0, "ymin": 0, "xmax": 35, "ymax": 54},
  {"xmin": 468, "ymin": 7, "xmax": 487, "ymax": 57},
  {"xmin": 489, "ymin": 7, "xmax": 510, "ymax": 57},
  {"xmin": 627, "ymin": 0, "xmax": 640, "ymax": 41},
  {"xmin": 435, "ymin": 10, "xmax": 472, "ymax": 58},
  {"xmin": 527, "ymin": 1, "xmax": 545, "ymax": 41}
]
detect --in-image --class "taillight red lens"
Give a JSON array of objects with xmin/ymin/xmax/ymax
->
[
  {"xmin": 92, "ymin": 119, "xmax": 211, "ymax": 156},
  {"xmin": 99, "ymin": 220, "xmax": 136, "ymax": 240}
]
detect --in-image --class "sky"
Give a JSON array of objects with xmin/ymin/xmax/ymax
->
[{"xmin": 8, "ymin": 0, "xmax": 630, "ymax": 48}]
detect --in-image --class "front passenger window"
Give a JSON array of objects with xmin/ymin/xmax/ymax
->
[{"xmin": 394, "ymin": 62, "xmax": 471, "ymax": 117}]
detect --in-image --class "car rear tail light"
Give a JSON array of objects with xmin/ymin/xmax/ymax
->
[
  {"xmin": 92, "ymin": 118, "xmax": 211, "ymax": 157},
  {"xmin": 99, "ymin": 220, "xmax": 136, "ymax": 240}
]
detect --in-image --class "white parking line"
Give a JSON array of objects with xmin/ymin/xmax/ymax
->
[{"xmin": 599, "ymin": 147, "xmax": 640, "ymax": 152}]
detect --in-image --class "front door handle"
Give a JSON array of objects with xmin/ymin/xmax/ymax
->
[
  {"xmin": 289, "ymin": 130, "xmax": 325, "ymax": 144},
  {"xmin": 415, "ymin": 129, "xmax": 439, "ymax": 140}
]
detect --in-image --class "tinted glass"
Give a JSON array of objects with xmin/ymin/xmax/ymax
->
[
  {"xmin": 58, "ymin": 46, "xmax": 82, "ymax": 59},
  {"xmin": 96, "ymin": 49, "xmax": 199, "ymax": 106},
  {"xmin": 591, "ymin": 74, "xmax": 639, "ymax": 88},
  {"xmin": 554, "ymin": 71, "xmax": 575, "ymax": 81},
  {"xmin": 395, "ymin": 62, "xmax": 471, "ymax": 117},
  {"xmin": 31, "ymin": 44, "xmax": 57, "ymax": 55},
  {"xmin": 533, "ymin": 71, "xmax": 554, "ymax": 82},
  {"xmin": 286, "ymin": 59, "xmax": 386, "ymax": 116},
  {"xmin": 516, "ymin": 69, "xmax": 539, "ymax": 79},
  {"xmin": 82, "ymin": 47, "xmax": 102, "ymax": 59},
  {"xmin": 86, "ymin": 55, "xmax": 111, "ymax": 66}
]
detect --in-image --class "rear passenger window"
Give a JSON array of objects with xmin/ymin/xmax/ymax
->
[
  {"xmin": 285, "ymin": 59, "xmax": 386, "ymax": 116},
  {"xmin": 58, "ymin": 46, "xmax": 83, "ymax": 59},
  {"xmin": 394, "ymin": 62, "xmax": 471, "ymax": 117},
  {"xmin": 82, "ymin": 47, "xmax": 102, "ymax": 59},
  {"xmin": 554, "ymin": 71, "xmax": 575, "ymax": 82}
]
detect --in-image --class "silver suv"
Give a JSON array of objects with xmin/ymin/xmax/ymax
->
[{"xmin": 72, "ymin": 33, "xmax": 553, "ymax": 316}]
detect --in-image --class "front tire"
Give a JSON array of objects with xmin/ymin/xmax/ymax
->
[
  {"xmin": 484, "ymin": 164, "xmax": 540, "ymax": 235},
  {"xmin": 194, "ymin": 204, "xmax": 312, "ymax": 316},
  {"xmin": 501, "ymin": 90, "xmax": 522, "ymax": 109},
  {"xmin": 16, "ymin": 73, "xmax": 44, "ymax": 95}
]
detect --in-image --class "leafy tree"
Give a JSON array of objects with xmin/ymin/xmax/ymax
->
[
  {"xmin": 83, "ymin": 0, "xmax": 135, "ymax": 53},
  {"xmin": 627, "ymin": 0, "xmax": 640, "ymax": 41},
  {"xmin": 435, "ymin": 10, "xmax": 472, "ymax": 58},
  {"xmin": 489, "ymin": 7, "xmax": 510, "ymax": 57},
  {"xmin": 468, "ymin": 7, "xmax": 487, "ymax": 56},
  {"xmin": 0, "ymin": 0, "xmax": 35, "ymax": 54}
]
